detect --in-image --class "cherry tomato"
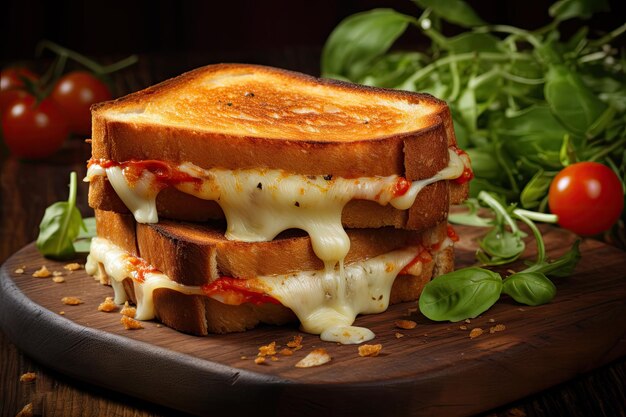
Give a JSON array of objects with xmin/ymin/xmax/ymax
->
[
  {"xmin": 0, "ymin": 67, "xmax": 38, "ymax": 115},
  {"xmin": 1, "ymin": 94, "xmax": 69, "ymax": 159},
  {"xmin": 549, "ymin": 162, "xmax": 624, "ymax": 235},
  {"xmin": 51, "ymin": 71, "xmax": 112, "ymax": 136}
]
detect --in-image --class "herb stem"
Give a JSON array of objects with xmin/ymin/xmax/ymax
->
[
  {"xmin": 588, "ymin": 22, "xmax": 626, "ymax": 48},
  {"xmin": 513, "ymin": 208, "xmax": 558, "ymax": 223},
  {"xmin": 514, "ymin": 211, "xmax": 546, "ymax": 265},
  {"xmin": 485, "ymin": 25, "xmax": 542, "ymax": 48},
  {"xmin": 478, "ymin": 191, "xmax": 520, "ymax": 234},
  {"xmin": 588, "ymin": 137, "xmax": 626, "ymax": 162},
  {"xmin": 68, "ymin": 172, "xmax": 77, "ymax": 208}
]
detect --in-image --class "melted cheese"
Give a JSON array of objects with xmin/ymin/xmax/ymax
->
[
  {"xmin": 85, "ymin": 149, "xmax": 465, "ymax": 265},
  {"xmin": 86, "ymin": 237, "xmax": 422, "ymax": 344}
]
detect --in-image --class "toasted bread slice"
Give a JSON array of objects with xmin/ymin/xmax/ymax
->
[
  {"xmin": 88, "ymin": 64, "xmax": 469, "ymax": 229},
  {"xmin": 91, "ymin": 210, "xmax": 454, "ymax": 335}
]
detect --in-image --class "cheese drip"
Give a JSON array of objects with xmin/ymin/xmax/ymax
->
[
  {"xmin": 85, "ymin": 149, "xmax": 465, "ymax": 265},
  {"xmin": 86, "ymin": 237, "xmax": 422, "ymax": 344}
]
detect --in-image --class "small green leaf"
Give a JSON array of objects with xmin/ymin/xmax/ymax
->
[
  {"xmin": 413, "ymin": 0, "xmax": 485, "ymax": 27},
  {"xmin": 523, "ymin": 240, "xmax": 582, "ymax": 277},
  {"xmin": 321, "ymin": 9, "xmax": 413, "ymax": 80},
  {"xmin": 479, "ymin": 227, "xmax": 525, "ymax": 259},
  {"xmin": 549, "ymin": 0, "xmax": 609, "ymax": 21},
  {"xmin": 503, "ymin": 272, "xmax": 556, "ymax": 306},
  {"xmin": 520, "ymin": 170, "xmax": 554, "ymax": 209},
  {"xmin": 419, "ymin": 267, "xmax": 502, "ymax": 322}
]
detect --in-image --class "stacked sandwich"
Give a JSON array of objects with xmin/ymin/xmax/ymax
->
[{"xmin": 85, "ymin": 64, "xmax": 472, "ymax": 344}]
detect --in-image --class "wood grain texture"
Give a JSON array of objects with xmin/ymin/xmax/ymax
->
[{"xmin": 1, "ymin": 225, "xmax": 625, "ymax": 417}]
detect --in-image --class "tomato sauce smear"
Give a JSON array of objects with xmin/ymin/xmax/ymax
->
[
  {"xmin": 89, "ymin": 158, "xmax": 202, "ymax": 187},
  {"xmin": 202, "ymin": 277, "xmax": 281, "ymax": 306}
]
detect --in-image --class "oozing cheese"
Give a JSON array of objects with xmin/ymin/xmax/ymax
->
[
  {"xmin": 86, "ymin": 237, "xmax": 425, "ymax": 344},
  {"xmin": 85, "ymin": 149, "xmax": 465, "ymax": 265}
]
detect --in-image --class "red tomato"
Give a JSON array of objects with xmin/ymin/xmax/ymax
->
[
  {"xmin": 549, "ymin": 162, "xmax": 624, "ymax": 235},
  {"xmin": 1, "ymin": 94, "xmax": 69, "ymax": 159},
  {"xmin": 51, "ymin": 71, "xmax": 112, "ymax": 136},
  {"xmin": 0, "ymin": 67, "xmax": 38, "ymax": 115}
]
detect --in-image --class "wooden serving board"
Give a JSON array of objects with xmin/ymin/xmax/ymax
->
[{"xmin": 1, "ymin": 225, "xmax": 625, "ymax": 417}]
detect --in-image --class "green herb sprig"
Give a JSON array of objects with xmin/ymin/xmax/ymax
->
[{"xmin": 36, "ymin": 172, "xmax": 95, "ymax": 259}]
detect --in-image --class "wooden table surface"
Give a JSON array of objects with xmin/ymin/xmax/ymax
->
[{"xmin": 1, "ymin": 52, "xmax": 625, "ymax": 417}]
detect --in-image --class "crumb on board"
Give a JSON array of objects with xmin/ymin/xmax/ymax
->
[
  {"xmin": 464, "ymin": 319, "xmax": 471, "ymax": 324},
  {"xmin": 98, "ymin": 297, "xmax": 118, "ymax": 312},
  {"xmin": 14, "ymin": 266, "xmax": 25, "ymax": 275},
  {"xmin": 59, "ymin": 311, "xmax": 65, "ymax": 315},
  {"xmin": 459, "ymin": 325, "xmax": 468, "ymax": 330},
  {"xmin": 395, "ymin": 319, "xmax": 417, "ymax": 330},
  {"xmin": 395, "ymin": 332, "xmax": 405, "ymax": 339},
  {"xmin": 32, "ymin": 266, "xmax": 51, "ymax": 278},
  {"xmin": 120, "ymin": 302, "xmax": 136, "ymax": 318},
  {"xmin": 286, "ymin": 335, "xmax": 303, "ymax": 350},
  {"xmin": 279, "ymin": 348, "xmax": 294, "ymax": 356},
  {"xmin": 358, "ymin": 344, "xmax": 383, "ymax": 357},
  {"xmin": 15, "ymin": 403, "xmax": 33, "ymax": 417},
  {"xmin": 52, "ymin": 276, "xmax": 65, "ymax": 283},
  {"xmin": 295, "ymin": 348, "xmax": 332, "ymax": 368},
  {"xmin": 258, "ymin": 341, "xmax": 277, "ymax": 357},
  {"xmin": 19, "ymin": 372, "xmax": 36, "ymax": 383},
  {"xmin": 490, "ymin": 324, "xmax": 507, "ymax": 334},
  {"xmin": 254, "ymin": 356, "xmax": 266, "ymax": 365},
  {"xmin": 52, "ymin": 270, "xmax": 63, "ymax": 277},
  {"xmin": 120, "ymin": 315, "xmax": 143, "ymax": 330},
  {"xmin": 240, "ymin": 356, "xmax": 247, "ymax": 360},
  {"xmin": 469, "ymin": 328, "xmax": 484, "ymax": 339},
  {"xmin": 488, "ymin": 318, "xmax": 495, "ymax": 323},
  {"xmin": 271, "ymin": 356, "xmax": 279, "ymax": 362},
  {"xmin": 61, "ymin": 296, "xmax": 83, "ymax": 306},
  {"xmin": 64, "ymin": 263, "xmax": 82, "ymax": 271}
]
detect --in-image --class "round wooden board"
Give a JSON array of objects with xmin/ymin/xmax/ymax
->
[{"xmin": 1, "ymin": 226, "xmax": 625, "ymax": 417}]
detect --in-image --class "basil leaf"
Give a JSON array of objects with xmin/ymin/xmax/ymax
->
[
  {"xmin": 549, "ymin": 0, "xmax": 609, "ymax": 21},
  {"xmin": 73, "ymin": 216, "xmax": 96, "ymax": 253},
  {"xmin": 321, "ymin": 9, "xmax": 413, "ymax": 80},
  {"xmin": 545, "ymin": 64, "xmax": 608, "ymax": 137},
  {"xmin": 36, "ymin": 172, "xmax": 85, "ymax": 260},
  {"xmin": 503, "ymin": 272, "xmax": 556, "ymax": 306},
  {"xmin": 523, "ymin": 240, "xmax": 582, "ymax": 277},
  {"xmin": 413, "ymin": 0, "xmax": 485, "ymax": 27},
  {"xmin": 419, "ymin": 267, "xmax": 502, "ymax": 322},
  {"xmin": 479, "ymin": 227, "xmax": 525, "ymax": 259}
]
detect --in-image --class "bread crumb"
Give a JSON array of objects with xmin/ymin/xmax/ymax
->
[
  {"xmin": 358, "ymin": 344, "xmax": 383, "ymax": 357},
  {"xmin": 61, "ymin": 296, "xmax": 83, "ymax": 306},
  {"xmin": 64, "ymin": 263, "xmax": 82, "ymax": 271},
  {"xmin": 488, "ymin": 318, "xmax": 495, "ymax": 323},
  {"xmin": 286, "ymin": 335, "xmax": 303, "ymax": 349},
  {"xmin": 52, "ymin": 276, "xmax": 65, "ymax": 283},
  {"xmin": 240, "ymin": 356, "xmax": 247, "ymax": 360},
  {"xmin": 120, "ymin": 302, "xmax": 136, "ymax": 318},
  {"xmin": 14, "ymin": 267, "xmax": 25, "ymax": 274},
  {"xmin": 254, "ymin": 356, "xmax": 266, "ymax": 365},
  {"xmin": 19, "ymin": 372, "xmax": 36, "ymax": 383},
  {"xmin": 52, "ymin": 270, "xmax": 63, "ymax": 277},
  {"xmin": 32, "ymin": 266, "xmax": 51, "ymax": 278},
  {"xmin": 464, "ymin": 319, "xmax": 471, "ymax": 324},
  {"xmin": 59, "ymin": 311, "xmax": 65, "ymax": 315},
  {"xmin": 98, "ymin": 297, "xmax": 118, "ymax": 312},
  {"xmin": 295, "ymin": 348, "xmax": 332, "ymax": 368},
  {"xmin": 279, "ymin": 348, "xmax": 294, "ymax": 356},
  {"xmin": 395, "ymin": 320, "xmax": 417, "ymax": 330},
  {"xmin": 15, "ymin": 403, "xmax": 33, "ymax": 417},
  {"xmin": 489, "ymin": 324, "xmax": 507, "ymax": 334},
  {"xmin": 258, "ymin": 341, "xmax": 277, "ymax": 357},
  {"xmin": 270, "ymin": 356, "xmax": 279, "ymax": 362},
  {"xmin": 459, "ymin": 325, "xmax": 468, "ymax": 330},
  {"xmin": 156, "ymin": 324, "xmax": 162, "ymax": 328},
  {"xmin": 395, "ymin": 332, "xmax": 405, "ymax": 339},
  {"xmin": 469, "ymin": 328, "xmax": 484, "ymax": 339},
  {"xmin": 120, "ymin": 315, "xmax": 143, "ymax": 330}
]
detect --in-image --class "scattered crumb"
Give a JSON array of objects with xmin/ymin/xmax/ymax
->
[
  {"xmin": 358, "ymin": 344, "xmax": 383, "ymax": 357},
  {"xmin": 295, "ymin": 348, "xmax": 332, "ymax": 368},
  {"xmin": 32, "ymin": 266, "xmax": 51, "ymax": 278},
  {"xmin": 61, "ymin": 296, "xmax": 83, "ymax": 306},
  {"xmin": 15, "ymin": 403, "xmax": 33, "ymax": 417},
  {"xmin": 488, "ymin": 318, "xmax": 495, "ymax": 323},
  {"xmin": 258, "ymin": 341, "xmax": 277, "ymax": 357},
  {"xmin": 98, "ymin": 297, "xmax": 118, "ymax": 312},
  {"xmin": 270, "ymin": 356, "xmax": 279, "ymax": 362},
  {"xmin": 395, "ymin": 332, "xmax": 405, "ymax": 339},
  {"xmin": 59, "ymin": 311, "xmax": 65, "ymax": 315},
  {"xmin": 279, "ymin": 348, "xmax": 294, "ymax": 356},
  {"xmin": 489, "ymin": 324, "xmax": 507, "ymax": 334},
  {"xmin": 156, "ymin": 324, "xmax": 162, "ymax": 328},
  {"xmin": 120, "ymin": 315, "xmax": 143, "ymax": 330},
  {"xmin": 14, "ymin": 267, "xmax": 25, "ymax": 275},
  {"xmin": 469, "ymin": 328, "xmax": 484, "ymax": 339},
  {"xmin": 518, "ymin": 308, "xmax": 526, "ymax": 312},
  {"xmin": 286, "ymin": 335, "xmax": 303, "ymax": 350},
  {"xmin": 506, "ymin": 408, "xmax": 527, "ymax": 417},
  {"xmin": 395, "ymin": 320, "xmax": 417, "ymax": 330},
  {"xmin": 52, "ymin": 271, "xmax": 63, "ymax": 277},
  {"xmin": 19, "ymin": 372, "xmax": 36, "ymax": 383},
  {"xmin": 459, "ymin": 325, "xmax": 468, "ymax": 330},
  {"xmin": 406, "ymin": 306, "xmax": 418, "ymax": 316},
  {"xmin": 64, "ymin": 263, "xmax": 82, "ymax": 271},
  {"xmin": 52, "ymin": 276, "xmax": 65, "ymax": 283},
  {"xmin": 120, "ymin": 302, "xmax": 136, "ymax": 318},
  {"xmin": 240, "ymin": 356, "xmax": 247, "ymax": 360},
  {"xmin": 254, "ymin": 356, "xmax": 266, "ymax": 365},
  {"xmin": 464, "ymin": 319, "xmax": 471, "ymax": 324}
]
